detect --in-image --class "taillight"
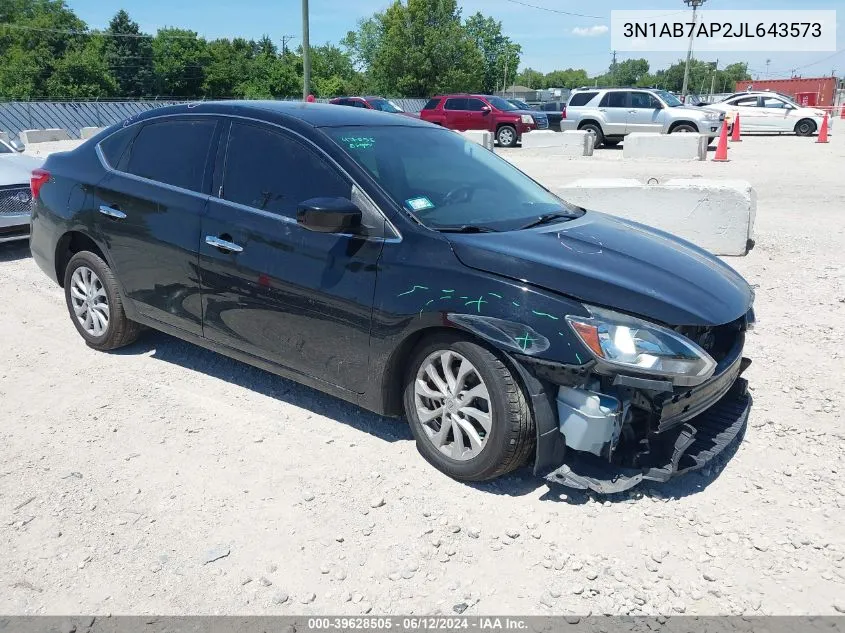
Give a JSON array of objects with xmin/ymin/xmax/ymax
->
[
  {"xmin": 30, "ymin": 169, "xmax": 50, "ymax": 199},
  {"xmin": 562, "ymin": 107, "xmax": 567, "ymax": 119}
]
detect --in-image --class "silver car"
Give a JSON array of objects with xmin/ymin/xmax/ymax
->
[
  {"xmin": 0, "ymin": 138, "xmax": 43, "ymax": 243},
  {"xmin": 560, "ymin": 88, "xmax": 724, "ymax": 148}
]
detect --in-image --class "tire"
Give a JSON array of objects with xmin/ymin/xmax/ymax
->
[
  {"xmin": 403, "ymin": 333, "xmax": 535, "ymax": 482},
  {"xmin": 670, "ymin": 123, "xmax": 698, "ymax": 134},
  {"xmin": 794, "ymin": 119, "xmax": 816, "ymax": 137},
  {"xmin": 603, "ymin": 139, "xmax": 621, "ymax": 147},
  {"xmin": 496, "ymin": 125, "xmax": 518, "ymax": 148},
  {"xmin": 579, "ymin": 122, "xmax": 604, "ymax": 148},
  {"xmin": 63, "ymin": 251, "xmax": 141, "ymax": 351}
]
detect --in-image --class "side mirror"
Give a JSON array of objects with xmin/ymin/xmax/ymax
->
[{"xmin": 297, "ymin": 197, "xmax": 362, "ymax": 233}]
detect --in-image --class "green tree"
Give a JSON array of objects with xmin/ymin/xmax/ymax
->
[
  {"xmin": 152, "ymin": 28, "xmax": 209, "ymax": 97},
  {"xmin": 463, "ymin": 12, "xmax": 520, "ymax": 93},
  {"xmin": 45, "ymin": 34, "xmax": 117, "ymax": 98},
  {"xmin": 104, "ymin": 10, "xmax": 154, "ymax": 97},
  {"xmin": 515, "ymin": 67, "xmax": 544, "ymax": 89},
  {"xmin": 613, "ymin": 58, "xmax": 649, "ymax": 86},
  {"xmin": 310, "ymin": 43, "xmax": 357, "ymax": 96},
  {"xmin": 364, "ymin": 0, "xmax": 484, "ymax": 97},
  {"xmin": 203, "ymin": 37, "xmax": 254, "ymax": 97},
  {"xmin": 235, "ymin": 53, "xmax": 299, "ymax": 98},
  {"xmin": 544, "ymin": 68, "xmax": 589, "ymax": 89}
]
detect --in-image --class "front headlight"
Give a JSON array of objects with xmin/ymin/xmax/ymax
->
[
  {"xmin": 566, "ymin": 306, "xmax": 716, "ymax": 385},
  {"xmin": 521, "ymin": 114, "xmax": 534, "ymax": 124},
  {"xmin": 704, "ymin": 112, "xmax": 720, "ymax": 121}
]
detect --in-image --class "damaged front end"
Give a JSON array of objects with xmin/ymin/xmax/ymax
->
[{"xmin": 523, "ymin": 306, "xmax": 755, "ymax": 495}]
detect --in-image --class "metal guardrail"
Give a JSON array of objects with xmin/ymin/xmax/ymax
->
[{"xmin": 0, "ymin": 98, "xmax": 429, "ymax": 140}]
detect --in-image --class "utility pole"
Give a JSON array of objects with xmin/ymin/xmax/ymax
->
[
  {"xmin": 681, "ymin": 0, "xmax": 708, "ymax": 99},
  {"xmin": 709, "ymin": 59, "xmax": 718, "ymax": 99},
  {"xmin": 281, "ymin": 35, "xmax": 296, "ymax": 56},
  {"xmin": 610, "ymin": 50, "xmax": 618, "ymax": 86},
  {"xmin": 302, "ymin": 0, "xmax": 311, "ymax": 99},
  {"xmin": 765, "ymin": 59, "xmax": 771, "ymax": 78}
]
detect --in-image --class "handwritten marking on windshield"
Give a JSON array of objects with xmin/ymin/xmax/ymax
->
[{"xmin": 397, "ymin": 285, "xmax": 429, "ymax": 297}]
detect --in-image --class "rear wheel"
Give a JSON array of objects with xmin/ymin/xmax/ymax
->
[
  {"xmin": 403, "ymin": 334, "xmax": 535, "ymax": 481},
  {"xmin": 579, "ymin": 122, "xmax": 604, "ymax": 148},
  {"xmin": 64, "ymin": 251, "xmax": 140, "ymax": 351},
  {"xmin": 496, "ymin": 125, "xmax": 518, "ymax": 148},
  {"xmin": 794, "ymin": 119, "xmax": 817, "ymax": 136}
]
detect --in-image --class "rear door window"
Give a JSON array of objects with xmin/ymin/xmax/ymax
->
[
  {"xmin": 732, "ymin": 97, "xmax": 760, "ymax": 107},
  {"xmin": 422, "ymin": 98, "xmax": 441, "ymax": 110},
  {"xmin": 599, "ymin": 92, "xmax": 628, "ymax": 108},
  {"xmin": 568, "ymin": 92, "xmax": 598, "ymax": 107},
  {"xmin": 444, "ymin": 98, "xmax": 468, "ymax": 110},
  {"xmin": 99, "ymin": 125, "xmax": 139, "ymax": 168},
  {"xmin": 122, "ymin": 118, "xmax": 217, "ymax": 193},
  {"xmin": 221, "ymin": 122, "xmax": 350, "ymax": 219}
]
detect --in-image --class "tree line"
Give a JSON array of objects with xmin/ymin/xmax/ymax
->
[{"xmin": 0, "ymin": 0, "xmax": 751, "ymax": 100}]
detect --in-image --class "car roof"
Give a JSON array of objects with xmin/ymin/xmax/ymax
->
[{"xmin": 130, "ymin": 100, "xmax": 430, "ymax": 129}]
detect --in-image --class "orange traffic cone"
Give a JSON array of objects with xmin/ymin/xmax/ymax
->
[
  {"xmin": 817, "ymin": 113, "xmax": 830, "ymax": 143},
  {"xmin": 713, "ymin": 119, "xmax": 729, "ymax": 162},
  {"xmin": 730, "ymin": 112, "xmax": 742, "ymax": 142}
]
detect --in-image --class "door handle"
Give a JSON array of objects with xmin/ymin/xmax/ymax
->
[
  {"xmin": 98, "ymin": 205, "xmax": 126, "ymax": 219},
  {"xmin": 205, "ymin": 235, "xmax": 243, "ymax": 253}
]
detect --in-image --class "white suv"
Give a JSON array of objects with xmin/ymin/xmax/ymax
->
[{"xmin": 560, "ymin": 88, "xmax": 724, "ymax": 148}]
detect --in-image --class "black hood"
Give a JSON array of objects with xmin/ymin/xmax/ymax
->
[{"xmin": 446, "ymin": 211, "xmax": 753, "ymax": 326}]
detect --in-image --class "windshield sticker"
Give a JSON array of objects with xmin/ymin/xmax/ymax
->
[
  {"xmin": 340, "ymin": 136, "xmax": 375, "ymax": 150},
  {"xmin": 405, "ymin": 196, "xmax": 435, "ymax": 212}
]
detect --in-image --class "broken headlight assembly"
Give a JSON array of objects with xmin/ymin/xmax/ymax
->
[{"xmin": 566, "ymin": 306, "xmax": 717, "ymax": 387}]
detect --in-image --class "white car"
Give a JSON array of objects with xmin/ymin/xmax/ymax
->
[
  {"xmin": 706, "ymin": 91, "xmax": 830, "ymax": 136},
  {"xmin": 0, "ymin": 139, "xmax": 44, "ymax": 243}
]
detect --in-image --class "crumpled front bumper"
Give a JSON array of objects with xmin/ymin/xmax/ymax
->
[{"xmin": 544, "ymin": 377, "xmax": 751, "ymax": 494}]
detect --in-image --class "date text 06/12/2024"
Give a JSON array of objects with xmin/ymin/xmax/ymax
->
[{"xmin": 306, "ymin": 617, "xmax": 529, "ymax": 630}]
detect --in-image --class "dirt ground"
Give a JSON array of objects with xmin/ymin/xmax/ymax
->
[{"xmin": 2, "ymin": 133, "xmax": 843, "ymax": 616}]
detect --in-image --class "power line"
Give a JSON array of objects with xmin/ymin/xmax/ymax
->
[{"xmin": 500, "ymin": 0, "xmax": 602, "ymax": 20}]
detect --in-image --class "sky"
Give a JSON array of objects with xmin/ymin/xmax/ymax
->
[{"xmin": 65, "ymin": 0, "xmax": 844, "ymax": 79}]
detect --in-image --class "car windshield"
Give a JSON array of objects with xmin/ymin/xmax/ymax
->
[
  {"xmin": 655, "ymin": 90, "xmax": 683, "ymax": 107},
  {"xmin": 326, "ymin": 126, "xmax": 582, "ymax": 231},
  {"xmin": 488, "ymin": 96, "xmax": 519, "ymax": 111},
  {"xmin": 369, "ymin": 98, "xmax": 403, "ymax": 113}
]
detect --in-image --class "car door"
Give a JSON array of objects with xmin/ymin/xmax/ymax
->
[
  {"xmin": 198, "ymin": 120, "xmax": 385, "ymax": 392},
  {"xmin": 443, "ymin": 97, "xmax": 468, "ymax": 129},
  {"xmin": 725, "ymin": 96, "xmax": 763, "ymax": 131},
  {"xmin": 759, "ymin": 96, "xmax": 794, "ymax": 131},
  {"xmin": 90, "ymin": 116, "xmax": 220, "ymax": 336},
  {"xmin": 464, "ymin": 97, "xmax": 490, "ymax": 131},
  {"xmin": 597, "ymin": 91, "xmax": 628, "ymax": 135},
  {"xmin": 626, "ymin": 92, "xmax": 666, "ymax": 133}
]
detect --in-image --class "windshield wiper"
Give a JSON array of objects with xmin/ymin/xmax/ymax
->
[
  {"xmin": 518, "ymin": 211, "xmax": 583, "ymax": 230},
  {"xmin": 433, "ymin": 225, "xmax": 498, "ymax": 234}
]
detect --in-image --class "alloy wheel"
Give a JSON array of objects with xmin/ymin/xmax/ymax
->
[
  {"xmin": 414, "ymin": 350, "xmax": 493, "ymax": 461},
  {"xmin": 498, "ymin": 128, "xmax": 515, "ymax": 146},
  {"xmin": 69, "ymin": 266, "xmax": 110, "ymax": 337}
]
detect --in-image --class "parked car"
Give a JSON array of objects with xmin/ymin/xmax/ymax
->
[
  {"xmin": 705, "ymin": 91, "xmax": 829, "ymax": 136},
  {"xmin": 30, "ymin": 102, "xmax": 754, "ymax": 493},
  {"xmin": 506, "ymin": 98, "xmax": 532, "ymax": 111},
  {"xmin": 419, "ymin": 94, "xmax": 549, "ymax": 147},
  {"xmin": 0, "ymin": 145, "xmax": 43, "ymax": 243},
  {"xmin": 560, "ymin": 88, "xmax": 725, "ymax": 147},
  {"xmin": 329, "ymin": 96, "xmax": 418, "ymax": 118},
  {"xmin": 536, "ymin": 100, "xmax": 567, "ymax": 131}
]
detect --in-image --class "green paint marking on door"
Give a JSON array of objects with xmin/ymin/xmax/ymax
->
[
  {"xmin": 439, "ymin": 296, "xmax": 453, "ymax": 300},
  {"xmin": 513, "ymin": 301, "xmax": 520, "ymax": 307},
  {"xmin": 442, "ymin": 289, "xmax": 454, "ymax": 293},
  {"xmin": 397, "ymin": 285, "xmax": 429, "ymax": 297},
  {"xmin": 575, "ymin": 353, "xmax": 583, "ymax": 364},
  {"xmin": 532, "ymin": 310, "xmax": 559, "ymax": 320},
  {"xmin": 488, "ymin": 293, "xmax": 503, "ymax": 299},
  {"xmin": 465, "ymin": 296, "xmax": 487, "ymax": 313}
]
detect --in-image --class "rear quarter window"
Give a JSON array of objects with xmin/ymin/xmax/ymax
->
[
  {"xmin": 423, "ymin": 98, "xmax": 441, "ymax": 110},
  {"xmin": 568, "ymin": 92, "xmax": 598, "ymax": 107},
  {"xmin": 99, "ymin": 126, "xmax": 139, "ymax": 168}
]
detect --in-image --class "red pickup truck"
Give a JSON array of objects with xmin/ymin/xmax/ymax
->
[{"xmin": 419, "ymin": 94, "xmax": 548, "ymax": 147}]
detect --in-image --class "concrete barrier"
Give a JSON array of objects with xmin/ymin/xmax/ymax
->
[
  {"xmin": 19, "ymin": 128, "xmax": 72, "ymax": 144},
  {"xmin": 80, "ymin": 126, "xmax": 106, "ymax": 140},
  {"xmin": 521, "ymin": 130, "xmax": 594, "ymax": 156},
  {"xmin": 623, "ymin": 133, "xmax": 708, "ymax": 161},
  {"xmin": 460, "ymin": 130, "xmax": 494, "ymax": 151},
  {"xmin": 556, "ymin": 178, "xmax": 756, "ymax": 256}
]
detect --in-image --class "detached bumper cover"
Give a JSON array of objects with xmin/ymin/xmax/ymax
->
[{"xmin": 545, "ymin": 378, "xmax": 751, "ymax": 494}]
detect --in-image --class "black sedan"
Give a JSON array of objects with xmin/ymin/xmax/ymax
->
[{"xmin": 29, "ymin": 101, "xmax": 754, "ymax": 492}]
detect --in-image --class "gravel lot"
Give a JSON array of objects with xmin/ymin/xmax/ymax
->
[{"xmin": 2, "ymin": 133, "xmax": 844, "ymax": 616}]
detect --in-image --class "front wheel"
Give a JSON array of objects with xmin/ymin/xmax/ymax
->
[
  {"xmin": 670, "ymin": 124, "xmax": 698, "ymax": 134},
  {"xmin": 403, "ymin": 334, "xmax": 535, "ymax": 481},
  {"xmin": 794, "ymin": 119, "xmax": 817, "ymax": 137},
  {"xmin": 64, "ymin": 251, "xmax": 141, "ymax": 351},
  {"xmin": 496, "ymin": 125, "xmax": 518, "ymax": 148}
]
